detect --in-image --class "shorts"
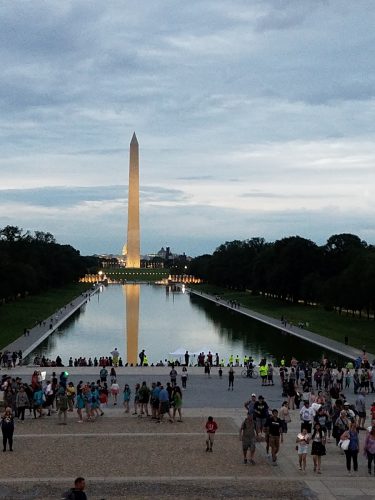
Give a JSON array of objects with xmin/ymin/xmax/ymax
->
[
  {"xmin": 160, "ymin": 401, "xmax": 170, "ymax": 414},
  {"xmin": 152, "ymin": 399, "xmax": 159, "ymax": 409},
  {"xmin": 242, "ymin": 438, "xmax": 256, "ymax": 452},
  {"xmin": 268, "ymin": 435, "xmax": 280, "ymax": 451},
  {"xmin": 256, "ymin": 417, "xmax": 266, "ymax": 430},
  {"xmin": 207, "ymin": 433, "xmax": 215, "ymax": 444},
  {"xmin": 358, "ymin": 411, "xmax": 366, "ymax": 418},
  {"xmin": 298, "ymin": 444, "xmax": 309, "ymax": 455}
]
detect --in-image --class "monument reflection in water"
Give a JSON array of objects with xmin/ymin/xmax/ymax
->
[{"xmin": 124, "ymin": 284, "xmax": 139, "ymax": 365}]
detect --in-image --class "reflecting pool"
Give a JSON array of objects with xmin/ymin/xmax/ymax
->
[{"xmin": 29, "ymin": 284, "xmax": 331, "ymax": 365}]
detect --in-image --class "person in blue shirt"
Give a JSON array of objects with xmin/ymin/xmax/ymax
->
[
  {"xmin": 151, "ymin": 382, "xmax": 161, "ymax": 420},
  {"xmin": 158, "ymin": 385, "xmax": 173, "ymax": 423},
  {"xmin": 33, "ymin": 385, "xmax": 45, "ymax": 418}
]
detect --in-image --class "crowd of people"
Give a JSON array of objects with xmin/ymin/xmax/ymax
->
[
  {"xmin": 0, "ymin": 363, "xmax": 188, "ymax": 438},
  {"xmin": 234, "ymin": 353, "xmax": 375, "ymax": 475},
  {"xmin": 0, "ymin": 351, "xmax": 22, "ymax": 368},
  {"xmin": 240, "ymin": 387, "xmax": 375, "ymax": 475}
]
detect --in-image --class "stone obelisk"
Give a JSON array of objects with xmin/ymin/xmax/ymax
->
[{"xmin": 126, "ymin": 132, "xmax": 140, "ymax": 268}]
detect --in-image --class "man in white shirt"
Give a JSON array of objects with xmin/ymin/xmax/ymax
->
[
  {"xmin": 300, "ymin": 400, "xmax": 314, "ymax": 433},
  {"xmin": 44, "ymin": 380, "xmax": 55, "ymax": 416}
]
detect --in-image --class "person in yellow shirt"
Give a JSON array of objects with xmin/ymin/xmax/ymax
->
[{"xmin": 66, "ymin": 382, "xmax": 76, "ymax": 412}]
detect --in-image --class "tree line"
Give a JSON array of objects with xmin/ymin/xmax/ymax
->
[
  {"xmin": 189, "ymin": 234, "xmax": 375, "ymax": 319},
  {"xmin": 0, "ymin": 225, "xmax": 99, "ymax": 302}
]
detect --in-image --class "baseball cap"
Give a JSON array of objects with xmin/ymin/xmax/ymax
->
[
  {"xmin": 344, "ymin": 402, "xmax": 350, "ymax": 406},
  {"xmin": 251, "ymin": 393, "xmax": 256, "ymax": 397}
]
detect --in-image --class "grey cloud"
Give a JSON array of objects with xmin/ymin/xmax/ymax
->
[
  {"xmin": 0, "ymin": 185, "xmax": 187, "ymax": 208},
  {"xmin": 177, "ymin": 175, "xmax": 214, "ymax": 181}
]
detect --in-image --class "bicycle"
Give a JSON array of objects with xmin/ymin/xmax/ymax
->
[{"xmin": 241, "ymin": 368, "xmax": 259, "ymax": 379}]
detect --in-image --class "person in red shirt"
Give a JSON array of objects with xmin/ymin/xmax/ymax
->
[{"xmin": 205, "ymin": 416, "xmax": 218, "ymax": 452}]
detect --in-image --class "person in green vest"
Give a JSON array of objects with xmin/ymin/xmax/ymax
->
[
  {"xmin": 229, "ymin": 355, "xmax": 234, "ymax": 366},
  {"xmin": 280, "ymin": 357, "xmax": 285, "ymax": 367},
  {"xmin": 243, "ymin": 355, "xmax": 248, "ymax": 367},
  {"xmin": 143, "ymin": 355, "xmax": 149, "ymax": 367},
  {"xmin": 259, "ymin": 365, "xmax": 268, "ymax": 386},
  {"xmin": 235, "ymin": 355, "xmax": 240, "ymax": 366}
]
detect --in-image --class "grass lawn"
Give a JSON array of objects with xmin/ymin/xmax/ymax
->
[
  {"xmin": 192, "ymin": 284, "xmax": 375, "ymax": 355},
  {"xmin": 0, "ymin": 283, "xmax": 92, "ymax": 349}
]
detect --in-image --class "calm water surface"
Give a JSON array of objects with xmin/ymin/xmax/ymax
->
[{"xmin": 29, "ymin": 284, "xmax": 329, "ymax": 365}]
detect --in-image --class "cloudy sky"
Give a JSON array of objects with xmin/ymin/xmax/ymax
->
[{"xmin": 1, "ymin": 0, "xmax": 375, "ymax": 256}]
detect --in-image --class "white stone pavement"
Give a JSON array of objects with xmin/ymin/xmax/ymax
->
[{"xmin": 2, "ymin": 367, "xmax": 375, "ymax": 499}]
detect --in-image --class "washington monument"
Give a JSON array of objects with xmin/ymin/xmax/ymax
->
[{"xmin": 124, "ymin": 132, "xmax": 140, "ymax": 268}]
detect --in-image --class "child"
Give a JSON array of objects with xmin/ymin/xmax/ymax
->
[
  {"xmin": 296, "ymin": 428, "xmax": 310, "ymax": 471},
  {"xmin": 205, "ymin": 416, "xmax": 218, "ymax": 452},
  {"xmin": 110, "ymin": 379, "xmax": 120, "ymax": 406},
  {"xmin": 218, "ymin": 367, "xmax": 223, "ymax": 378},
  {"xmin": 123, "ymin": 384, "xmax": 131, "ymax": 413}
]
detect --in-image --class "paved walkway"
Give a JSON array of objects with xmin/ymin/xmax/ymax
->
[
  {"xmin": 189, "ymin": 289, "xmax": 375, "ymax": 361},
  {"xmin": 2, "ymin": 367, "xmax": 375, "ymax": 499},
  {"xmin": 3, "ymin": 285, "xmax": 99, "ymax": 359}
]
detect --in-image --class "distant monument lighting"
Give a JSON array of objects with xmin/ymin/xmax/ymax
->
[{"xmin": 123, "ymin": 132, "xmax": 140, "ymax": 268}]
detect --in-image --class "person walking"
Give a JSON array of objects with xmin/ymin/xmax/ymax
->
[
  {"xmin": 205, "ymin": 416, "xmax": 218, "ymax": 452},
  {"xmin": 340, "ymin": 421, "xmax": 360, "ymax": 475},
  {"xmin": 181, "ymin": 367, "xmax": 188, "ymax": 389},
  {"xmin": 311, "ymin": 422, "xmax": 326, "ymax": 474},
  {"xmin": 296, "ymin": 428, "xmax": 310, "ymax": 471},
  {"xmin": 110, "ymin": 367, "xmax": 117, "ymax": 384},
  {"xmin": 32, "ymin": 384, "xmax": 45, "ymax": 418},
  {"xmin": 299, "ymin": 400, "xmax": 314, "ymax": 433},
  {"xmin": 66, "ymin": 382, "xmax": 76, "ymax": 412},
  {"xmin": 169, "ymin": 366, "xmax": 178, "ymax": 387},
  {"xmin": 110, "ymin": 379, "xmax": 120, "ymax": 406},
  {"xmin": 172, "ymin": 386, "xmax": 183, "ymax": 422},
  {"xmin": 99, "ymin": 366, "xmax": 108, "ymax": 384},
  {"xmin": 123, "ymin": 384, "xmax": 131, "ymax": 413},
  {"xmin": 1, "ymin": 407, "xmax": 14, "ymax": 452},
  {"xmin": 16, "ymin": 386, "xmax": 29, "ymax": 422},
  {"xmin": 265, "ymin": 409, "xmax": 283, "ymax": 466},
  {"xmin": 355, "ymin": 391, "xmax": 366, "ymax": 429},
  {"xmin": 254, "ymin": 395, "xmax": 269, "ymax": 437},
  {"xmin": 240, "ymin": 414, "xmax": 256, "ymax": 464},
  {"xmin": 364, "ymin": 423, "xmax": 375, "ymax": 475},
  {"xmin": 133, "ymin": 383, "xmax": 140, "ymax": 415},
  {"xmin": 278, "ymin": 401, "xmax": 291, "ymax": 434},
  {"xmin": 76, "ymin": 390, "xmax": 85, "ymax": 423},
  {"xmin": 228, "ymin": 367, "xmax": 235, "ymax": 391},
  {"xmin": 56, "ymin": 384, "xmax": 69, "ymax": 425},
  {"xmin": 138, "ymin": 381, "xmax": 150, "ymax": 417},
  {"xmin": 158, "ymin": 385, "xmax": 173, "ymax": 423},
  {"xmin": 287, "ymin": 379, "xmax": 296, "ymax": 410}
]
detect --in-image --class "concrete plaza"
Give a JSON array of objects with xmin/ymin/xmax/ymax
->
[{"xmin": 1, "ymin": 366, "xmax": 375, "ymax": 499}]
